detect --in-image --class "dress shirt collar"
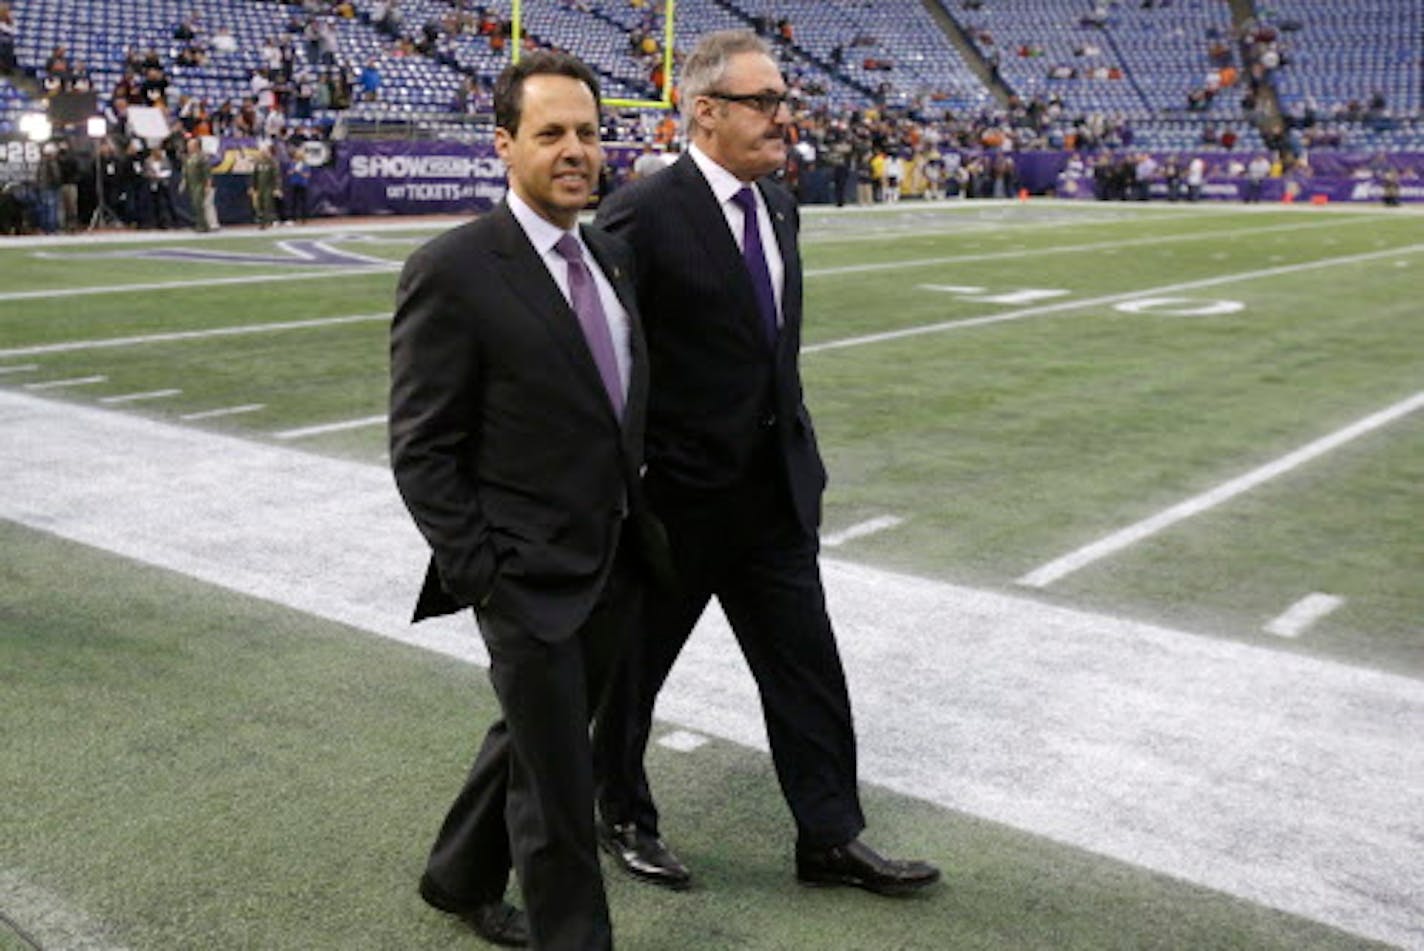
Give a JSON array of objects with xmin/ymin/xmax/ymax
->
[
  {"xmin": 688, "ymin": 142, "xmax": 757, "ymax": 208},
  {"xmin": 507, "ymin": 187, "xmax": 582, "ymax": 257}
]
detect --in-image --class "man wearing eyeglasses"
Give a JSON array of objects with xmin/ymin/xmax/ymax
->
[{"xmin": 592, "ymin": 29, "xmax": 941, "ymax": 899}]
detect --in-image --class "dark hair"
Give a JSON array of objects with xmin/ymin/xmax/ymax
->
[{"xmin": 493, "ymin": 51, "xmax": 601, "ymax": 136}]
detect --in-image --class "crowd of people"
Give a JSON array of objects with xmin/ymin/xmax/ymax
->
[{"xmin": 4, "ymin": 0, "xmax": 1415, "ymax": 233}]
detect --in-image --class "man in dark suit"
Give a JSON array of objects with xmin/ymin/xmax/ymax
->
[
  {"xmin": 591, "ymin": 30, "xmax": 940, "ymax": 897},
  {"xmin": 391, "ymin": 51, "xmax": 654, "ymax": 949}
]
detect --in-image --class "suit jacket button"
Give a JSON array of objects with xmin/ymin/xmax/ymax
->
[{"xmin": 760, "ymin": 413, "xmax": 777, "ymax": 429}]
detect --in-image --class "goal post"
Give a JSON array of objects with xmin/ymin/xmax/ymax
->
[{"xmin": 510, "ymin": 0, "xmax": 677, "ymax": 110}]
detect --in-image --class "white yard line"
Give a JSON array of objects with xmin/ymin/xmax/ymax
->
[
  {"xmin": 0, "ymin": 314, "xmax": 389, "ymax": 359},
  {"xmin": 0, "ymin": 218, "xmax": 449, "ymax": 250},
  {"xmin": 821, "ymin": 515, "xmax": 904, "ymax": 548},
  {"xmin": 0, "ymin": 265, "xmax": 397, "ymax": 303},
  {"xmin": 272, "ymin": 414, "xmax": 386, "ymax": 441},
  {"xmin": 1265, "ymin": 594, "xmax": 1347, "ymax": 638},
  {"xmin": 0, "ymin": 869, "xmax": 130, "ymax": 951},
  {"xmin": 2, "ymin": 389, "xmax": 1421, "ymax": 948},
  {"xmin": 0, "ymin": 364, "xmax": 39, "ymax": 374},
  {"xmin": 803, "ymin": 217, "xmax": 1366, "ymax": 278},
  {"xmin": 98, "ymin": 388, "xmax": 182, "ymax": 405},
  {"xmin": 1019, "ymin": 391, "xmax": 1424, "ymax": 588},
  {"xmin": 180, "ymin": 403, "xmax": 267, "ymax": 421},
  {"xmin": 22, "ymin": 375, "xmax": 107, "ymax": 390},
  {"xmin": 805, "ymin": 243, "xmax": 1424, "ymax": 354}
]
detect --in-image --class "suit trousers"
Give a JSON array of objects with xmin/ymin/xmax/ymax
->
[
  {"xmin": 594, "ymin": 455, "xmax": 866, "ymax": 850},
  {"xmin": 425, "ymin": 542, "xmax": 638, "ymax": 951}
]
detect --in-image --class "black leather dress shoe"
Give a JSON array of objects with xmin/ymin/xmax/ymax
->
[
  {"xmin": 597, "ymin": 820, "xmax": 692, "ymax": 890},
  {"xmin": 419, "ymin": 873, "xmax": 529, "ymax": 947},
  {"xmin": 796, "ymin": 839, "xmax": 941, "ymax": 896}
]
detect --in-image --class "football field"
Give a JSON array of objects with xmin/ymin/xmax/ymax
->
[{"xmin": 3, "ymin": 200, "xmax": 1421, "ymax": 949}]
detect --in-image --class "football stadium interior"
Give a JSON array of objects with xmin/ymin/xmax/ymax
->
[{"xmin": 2, "ymin": 1, "xmax": 1421, "ymax": 949}]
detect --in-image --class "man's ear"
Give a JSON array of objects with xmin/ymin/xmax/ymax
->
[
  {"xmin": 692, "ymin": 96, "xmax": 718, "ymax": 136},
  {"xmin": 494, "ymin": 126, "xmax": 512, "ymax": 164}
]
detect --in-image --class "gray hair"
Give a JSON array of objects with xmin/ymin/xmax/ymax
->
[{"xmin": 679, "ymin": 30, "xmax": 771, "ymax": 136}]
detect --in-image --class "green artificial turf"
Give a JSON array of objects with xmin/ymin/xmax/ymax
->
[{"xmin": 1, "ymin": 521, "xmax": 1385, "ymax": 950}]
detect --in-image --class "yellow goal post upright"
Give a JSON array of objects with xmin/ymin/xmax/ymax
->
[{"xmin": 509, "ymin": 0, "xmax": 678, "ymax": 110}]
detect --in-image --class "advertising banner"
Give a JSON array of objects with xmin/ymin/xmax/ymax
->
[
  {"xmin": 1017, "ymin": 150, "xmax": 1422, "ymax": 203},
  {"xmin": 342, "ymin": 141, "xmax": 507, "ymax": 215},
  {"xmin": 0, "ymin": 136, "xmax": 42, "ymax": 185}
]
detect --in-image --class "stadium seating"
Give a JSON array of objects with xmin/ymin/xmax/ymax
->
[
  {"xmin": 0, "ymin": 78, "xmax": 38, "ymax": 135},
  {"xmin": 1260, "ymin": 0, "xmax": 1424, "ymax": 149},
  {"xmin": 710, "ymin": 0, "xmax": 992, "ymax": 113},
  {"xmin": 3, "ymin": 0, "xmax": 1419, "ymax": 153}
]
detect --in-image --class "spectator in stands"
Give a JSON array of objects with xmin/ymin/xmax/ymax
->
[
  {"xmin": 0, "ymin": 3, "xmax": 16, "ymax": 74},
  {"xmin": 141, "ymin": 66, "xmax": 170, "ymax": 111},
  {"xmin": 359, "ymin": 58, "xmax": 382, "ymax": 101},
  {"xmin": 176, "ymin": 38, "xmax": 209, "ymax": 68},
  {"xmin": 315, "ymin": 18, "xmax": 339, "ymax": 65},
  {"xmin": 265, "ymin": 101, "xmax": 288, "ymax": 140},
  {"xmin": 293, "ymin": 71, "xmax": 316, "ymax": 120},
  {"xmin": 111, "ymin": 71, "xmax": 137, "ymax": 110},
  {"xmin": 261, "ymin": 37, "xmax": 283, "ymax": 76},
  {"xmin": 211, "ymin": 26, "xmax": 238, "ymax": 55}
]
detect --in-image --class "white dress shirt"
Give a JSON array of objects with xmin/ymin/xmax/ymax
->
[
  {"xmin": 687, "ymin": 142, "xmax": 785, "ymax": 325},
  {"xmin": 507, "ymin": 189, "xmax": 632, "ymax": 398}
]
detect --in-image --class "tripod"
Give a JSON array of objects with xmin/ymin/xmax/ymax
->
[{"xmin": 88, "ymin": 146, "xmax": 123, "ymax": 230}]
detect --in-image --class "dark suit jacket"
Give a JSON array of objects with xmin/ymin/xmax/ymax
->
[
  {"xmin": 595, "ymin": 153, "xmax": 827, "ymax": 534},
  {"xmin": 390, "ymin": 201, "xmax": 652, "ymax": 641}
]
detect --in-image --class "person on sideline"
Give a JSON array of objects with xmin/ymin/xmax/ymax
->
[
  {"xmin": 181, "ymin": 137, "xmax": 213, "ymax": 232},
  {"xmin": 591, "ymin": 29, "xmax": 940, "ymax": 899},
  {"xmin": 390, "ymin": 50, "xmax": 660, "ymax": 949}
]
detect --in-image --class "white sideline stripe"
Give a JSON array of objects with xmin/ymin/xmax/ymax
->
[
  {"xmin": 0, "ymin": 363, "xmax": 39, "ymax": 374},
  {"xmin": 802, "ymin": 217, "xmax": 1366, "ymax": 278},
  {"xmin": 273, "ymin": 414, "xmax": 386, "ymax": 440},
  {"xmin": 821, "ymin": 515, "xmax": 904, "ymax": 547},
  {"xmin": 180, "ymin": 403, "xmax": 267, "ymax": 421},
  {"xmin": 800, "ymin": 211, "xmax": 1211, "ymax": 246},
  {"xmin": 1265, "ymin": 594, "xmax": 1346, "ymax": 638},
  {"xmin": 0, "ymin": 265, "xmax": 397, "ymax": 303},
  {"xmin": 1019, "ymin": 391, "xmax": 1424, "ymax": 588},
  {"xmin": 98, "ymin": 388, "xmax": 181, "ymax": 404},
  {"xmin": 805, "ymin": 243, "xmax": 1424, "ymax": 354},
  {"xmin": 0, "ymin": 869, "xmax": 130, "ymax": 951},
  {"xmin": 656, "ymin": 730, "xmax": 709, "ymax": 752},
  {"xmin": 0, "ymin": 313, "xmax": 390, "ymax": 359},
  {"xmin": 2, "ymin": 389, "xmax": 1421, "ymax": 948},
  {"xmin": 22, "ymin": 375, "xmax": 107, "ymax": 390}
]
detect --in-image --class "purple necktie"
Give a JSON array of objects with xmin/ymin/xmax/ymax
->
[
  {"xmin": 554, "ymin": 233, "xmax": 624, "ymax": 417},
  {"xmin": 731, "ymin": 186, "xmax": 779, "ymax": 348}
]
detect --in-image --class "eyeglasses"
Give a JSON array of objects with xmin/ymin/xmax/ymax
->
[{"xmin": 706, "ymin": 90, "xmax": 791, "ymax": 117}]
